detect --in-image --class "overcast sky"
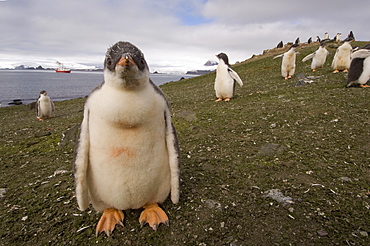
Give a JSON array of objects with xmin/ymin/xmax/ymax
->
[{"xmin": 1, "ymin": 0, "xmax": 369, "ymax": 72}]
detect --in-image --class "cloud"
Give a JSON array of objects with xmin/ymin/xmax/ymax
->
[{"xmin": 0, "ymin": 0, "xmax": 369, "ymax": 72}]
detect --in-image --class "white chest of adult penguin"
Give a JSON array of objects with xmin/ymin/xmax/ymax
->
[
  {"xmin": 274, "ymin": 42, "xmax": 299, "ymax": 79},
  {"xmin": 36, "ymin": 90, "xmax": 54, "ymax": 121},
  {"xmin": 74, "ymin": 41, "xmax": 180, "ymax": 236},
  {"xmin": 347, "ymin": 43, "xmax": 370, "ymax": 88},
  {"xmin": 302, "ymin": 41, "xmax": 329, "ymax": 71},
  {"xmin": 214, "ymin": 52, "xmax": 243, "ymax": 102},
  {"xmin": 331, "ymin": 36, "xmax": 354, "ymax": 73}
]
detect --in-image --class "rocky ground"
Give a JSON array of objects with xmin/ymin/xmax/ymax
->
[{"xmin": 1, "ymin": 41, "xmax": 369, "ymax": 245}]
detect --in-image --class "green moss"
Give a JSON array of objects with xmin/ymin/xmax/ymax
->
[{"xmin": 1, "ymin": 42, "xmax": 370, "ymax": 245}]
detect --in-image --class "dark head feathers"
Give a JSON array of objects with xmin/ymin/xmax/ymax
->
[
  {"xmin": 216, "ymin": 52, "xmax": 230, "ymax": 66},
  {"xmin": 104, "ymin": 41, "xmax": 148, "ymax": 72}
]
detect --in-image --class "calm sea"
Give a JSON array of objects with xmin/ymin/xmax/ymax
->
[{"xmin": 0, "ymin": 70, "xmax": 196, "ymax": 107}]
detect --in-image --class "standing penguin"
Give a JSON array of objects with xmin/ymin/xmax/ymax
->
[
  {"xmin": 302, "ymin": 41, "xmax": 329, "ymax": 71},
  {"xmin": 331, "ymin": 36, "xmax": 354, "ymax": 73},
  {"xmin": 335, "ymin": 33, "xmax": 341, "ymax": 42},
  {"xmin": 274, "ymin": 40, "xmax": 299, "ymax": 79},
  {"xmin": 214, "ymin": 52, "xmax": 243, "ymax": 102},
  {"xmin": 74, "ymin": 41, "xmax": 180, "ymax": 236},
  {"xmin": 36, "ymin": 90, "xmax": 54, "ymax": 121},
  {"xmin": 347, "ymin": 43, "xmax": 370, "ymax": 87}
]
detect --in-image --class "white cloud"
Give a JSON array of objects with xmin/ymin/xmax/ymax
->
[{"xmin": 0, "ymin": 0, "xmax": 369, "ymax": 72}]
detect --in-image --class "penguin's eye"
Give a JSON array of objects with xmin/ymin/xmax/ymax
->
[{"xmin": 106, "ymin": 58, "xmax": 112, "ymax": 67}]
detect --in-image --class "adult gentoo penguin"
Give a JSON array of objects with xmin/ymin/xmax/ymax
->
[
  {"xmin": 274, "ymin": 40, "xmax": 299, "ymax": 79},
  {"xmin": 74, "ymin": 41, "xmax": 180, "ymax": 236},
  {"xmin": 347, "ymin": 43, "xmax": 370, "ymax": 88},
  {"xmin": 36, "ymin": 90, "xmax": 54, "ymax": 121},
  {"xmin": 214, "ymin": 52, "xmax": 243, "ymax": 102},
  {"xmin": 331, "ymin": 36, "xmax": 354, "ymax": 73},
  {"xmin": 302, "ymin": 41, "xmax": 329, "ymax": 71}
]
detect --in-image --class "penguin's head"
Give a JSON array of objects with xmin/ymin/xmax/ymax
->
[
  {"xmin": 289, "ymin": 43, "xmax": 299, "ymax": 50},
  {"xmin": 40, "ymin": 90, "xmax": 47, "ymax": 95},
  {"xmin": 216, "ymin": 52, "xmax": 230, "ymax": 66},
  {"xmin": 104, "ymin": 41, "xmax": 150, "ymax": 90}
]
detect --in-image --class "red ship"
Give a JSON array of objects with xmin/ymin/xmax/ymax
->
[{"xmin": 55, "ymin": 61, "xmax": 71, "ymax": 73}]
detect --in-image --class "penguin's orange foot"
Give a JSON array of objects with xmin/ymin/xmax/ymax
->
[
  {"xmin": 215, "ymin": 98, "xmax": 223, "ymax": 102},
  {"xmin": 139, "ymin": 204, "xmax": 169, "ymax": 231},
  {"xmin": 360, "ymin": 84, "xmax": 370, "ymax": 88},
  {"xmin": 38, "ymin": 118, "xmax": 43, "ymax": 121},
  {"xmin": 343, "ymin": 69, "xmax": 348, "ymax": 73},
  {"xmin": 312, "ymin": 69, "xmax": 317, "ymax": 72},
  {"xmin": 224, "ymin": 98, "xmax": 231, "ymax": 102},
  {"xmin": 287, "ymin": 75, "xmax": 292, "ymax": 79},
  {"xmin": 96, "ymin": 208, "xmax": 124, "ymax": 237},
  {"xmin": 332, "ymin": 69, "xmax": 339, "ymax": 73},
  {"xmin": 284, "ymin": 77, "xmax": 289, "ymax": 80}
]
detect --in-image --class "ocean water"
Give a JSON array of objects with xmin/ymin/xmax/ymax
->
[{"xmin": 0, "ymin": 70, "xmax": 196, "ymax": 107}]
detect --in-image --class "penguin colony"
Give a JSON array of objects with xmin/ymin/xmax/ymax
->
[
  {"xmin": 68, "ymin": 31, "xmax": 368, "ymax": 237},
  {"xmin": 273, "ymin": 31, "xmax": 368, "ymax": 87}
]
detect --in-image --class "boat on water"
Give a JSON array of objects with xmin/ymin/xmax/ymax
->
[{"xmin": 55, "ymin": 61, "xmax": 71, "ymax": 73}]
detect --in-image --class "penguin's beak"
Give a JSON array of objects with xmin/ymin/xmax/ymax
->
[{"xmin": 117, "ymin": 55, "xmax": 136, "ymax": 67}]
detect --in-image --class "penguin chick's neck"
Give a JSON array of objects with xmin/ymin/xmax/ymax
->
[{"xmin": 104, "ymin": 63, "xmax": 150, "ymax": 91}]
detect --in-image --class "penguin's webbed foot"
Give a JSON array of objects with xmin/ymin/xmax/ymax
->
[
  {"xmin": 215, "ymin": 98, "xmax": 223, "ymax": 102},
  {"xmin": 96, "ymin": 208, "xmax": 124, "ymax": 237},
  {"xmin": 139, "ymin": 204, "xmax": 169, "ymax": 231},
  {"xmin": 224, "ymin": 98, "xmax": 231, "ymax": 102},
  {"xmin": 332, "ymin": 69, "xmax": 339, "ymax": 73},
  {"xmin": 360, "ymin": 84, "xmax": 370, "ymax": 88}
]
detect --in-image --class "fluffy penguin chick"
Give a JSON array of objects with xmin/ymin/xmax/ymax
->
[
  {"xmin": 214, "ymin": 52, "xmax": 243, "ymax": 102},
  {"xmin": 347, "ymin": 43, "xmax": 370, "ymax": 87},
  {"xmin": 331, "ymin": 37, "xmax": 354, "ymax": 73},
  {"xmin": 274, "ymin": 43, "xmax": 299, "ymax": 79},
  {"xmin": 302, "ymin": 42, "xmax": 329, "ymax": 71},
  {"xmin": 74, "ymin": 41, "xmax": 180, "ymax": 236},
  {"xmin": 36, "ymin": 90, "xmax": 54, "ymax": 121}
]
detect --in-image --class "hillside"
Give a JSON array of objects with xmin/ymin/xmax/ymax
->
[{"xmin": 1, "ymin": 41, "xmax": 369, "ymax": 245}]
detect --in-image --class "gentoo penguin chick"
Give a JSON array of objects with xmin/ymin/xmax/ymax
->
[
  {"xmin": 324, "ymin": 32, "xmax": 329, "ymax": 40},
  {"xmin": 335, "ymin": 33, "xmax": 341, "ymax": 42},
  {"xmin": 36, "ymin": 90, "xmax": 54, "ymax": 121},
  {"xmin": 347, "ymin": 43, "xmax": 370, "ymax": 88},
  {"xmin": 274, "ymin": 42, "xmax": 299, "ymax": 79},
  {"xmin": 302, "ymin": 41, "xmax": 329, "ymax": 71},
  {"xmin": 331, "ymin": 36, "xmax": 354, "ymax": 73},
  {"xmin": 74, "ymin": 41, "xmax": 180, "ymax": 236},
  {"xmin": 276, "ymin": 41, "xmax": 284, "ymax": 48},
  {"xmin": 214, "ymin": 52, "xmax": 243, "ymax": 102}
]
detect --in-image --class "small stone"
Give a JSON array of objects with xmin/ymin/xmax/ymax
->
[
  {"xmin": 359, "ymin": 231, "xmax": 368, "ymax": 237},
  {"xmin": 317, "ymin": 230, "xmax": 328, "ymax": 237}
]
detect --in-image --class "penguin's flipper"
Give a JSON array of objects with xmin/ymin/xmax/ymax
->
[
  {"xmin": 273, "ymin": 54, "xmax": 284, "ymax": 59},
  {"xmin": 139, "ymin": 204, "xmax": 169, "ymax": 231},
  {"xmin": 51, "ymin": 101, "xmax": 55, "ymax": 111},
  {"xmin": 74, "ymin": 107, "xmax": 91, "ymax": 211},
  {"xmin": 302, "ymin": 52, "xmax": 315, "ymax": 62},
  {"xmin": 95, "ymin": 208, "xmax": 124, "ymax": 237},
  {"xmin": 228, "ymin": 68, "xmax": 243, "ymax": 87},
  {"xmin": 165, "ymin": 107, "xmax": 180, "ymax": 204},
  {"xmin": 351, "ymin": 49, "xmax": 370, "ymax": 59}
]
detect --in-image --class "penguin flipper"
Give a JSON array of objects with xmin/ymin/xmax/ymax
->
[
  {"xmin": 273, "ymin": 54, "xmax": 284, "ymax": 59},
  {"xmin": 74, "ymin": 108, "xmax": 90, "ymax": 211},
  {"xmin": 165, "ymin": 108, "xmax": 180, "ymax": 204},
  {"xmin": 351, "ymin": 49, "xmax": 370, "ymax": 59},
  {"xmin": 302, "ymin": 52, "xmax": 315, "ymax": 62},
  {"xmin": 228, "ymin": 68, "xmax": 243, "ymax": 87}
]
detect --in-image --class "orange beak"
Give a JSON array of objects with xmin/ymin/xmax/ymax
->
[{"xmin": 117, "ymin": 56, "xmax": 136, "ymax": 66}]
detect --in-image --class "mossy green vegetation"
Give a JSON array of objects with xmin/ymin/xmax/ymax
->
[{"xmin": 1, "ymin": 42, "xmax": 369, "ymax": 245}]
